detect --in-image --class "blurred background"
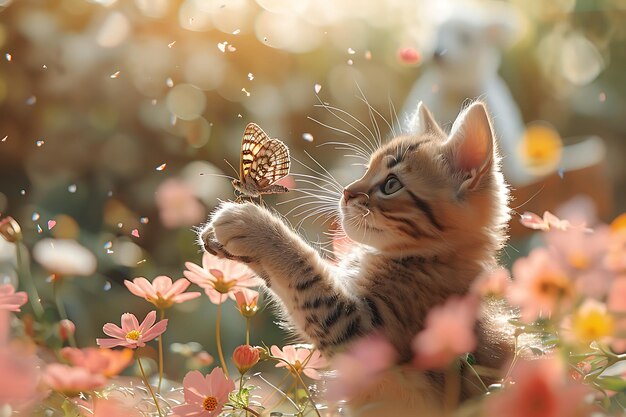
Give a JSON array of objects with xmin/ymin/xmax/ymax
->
[{"xmin": 0, "ymin": 0, "xmax": 625, "ymax": 379}]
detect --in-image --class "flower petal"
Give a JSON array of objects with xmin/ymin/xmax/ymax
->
[
  {"xmin": 172, "ymin": 292, "xmax": 202, "ymax": 303},
  {"xmin": 124, "ymin": 280, "xmax": 148, "ymax": 298},
  {"xmin": 102, "ymin": 323, "xmax": 125, "ymax": 339},
  {"xmin": 138, "ymin": 311, "xmax": 157, "ymax": 334},
  {"xmin": 141, "ymin": 318, "xmax": 168, "ymax": 343},
  {"xmin": 121, "ymin": 313, "xmax": 140, "ymax": 332},
  {"xmin": 152, "ymin": 276, "xmax": 173, "ymax": 294},
  {"xmin": 164, "ymin": 278, "xmax": 190, "ymax": 298},
  {"xmin": 97, "ymin": 337, "xmax": 131, "ymax": 349}
]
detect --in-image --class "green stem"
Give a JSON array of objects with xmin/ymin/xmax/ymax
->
[
  {"xmin": 443, "ymin": 360, "xmax": 461, "ymax": 416},
  {"xmin": 460, "ymin": 356, "xmax": 488, "ymax": 393},
  {"xmin": 52, "ymin": 278, "xmax": 76, "ymax": 347},
  {"xmin": 157, "ymin": 309, "xmax": 165, "ymax": 393},
  {"xmin": 15, "ymin": 242, "xmax": 44, "ymax": 318},
  {"xmin": 216, "ymin": 302, "xmax": 229, "ymax": 379},
  {"xmin": 137, "ymin": 353, "xmax": 163, "ymax": 417},
  {"xmin": 245, "ymin": 317, "xmax": 250, "ymax": 346},
  {"xmin": 273, "ymin": 357, "xmax": 321, "ymax": 417}
]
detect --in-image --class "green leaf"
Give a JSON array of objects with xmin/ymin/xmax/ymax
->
[
  {"xmin": 596, "ymin": 376, "xmax": 626, "ymax": 392},
  {"xmin": 61, "ymin": 399, "xmax": 81, "ymax": 417},
  {"xmin": 228, "ymin": 387, "xmax": 251, "ymax": 408}
]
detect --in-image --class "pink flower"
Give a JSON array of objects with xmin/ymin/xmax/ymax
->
[
  {"xmin": 520, "ymin": 210, "xmax": 585, "ymax": 232},
  {"xmin": 232, "ymin": 344, "xmax": 260, "ymax": 374},
  {"xmin": 608, "ymin": 277, "xmax": 626, "ymax": 352},
  {"xmin": 470, "ymin": 267, "xmax": 510, "ymax": 298},
  {"xmin": 545, "ymin": 225, "xmax": 612, "ymax": 299},
  {"xmin": 171, "ymin": 368, "xmax": 235, "ymax": 417},
  {"xmin": 326, "ymin": 332, "xmax": 398, "ymax": 401},
  {"xmin": 484, "ymin": 356, "xmax": 592, "ymax": 417},
  {"xmin": 43, "ymin": 364, "xmax": 107, "ymax": 396},
  {"xmin": 96, "ymin": 311, "xmax": 168, "ymax": 349},
  {"xmin": 184, "ymin": 252, "xmax": 260, "ymax": 305},
  {"xmin": 234, "ymin": 289, "xmax": 259, "ymax": 317},
  {"xmin": 270, "ymin": 345, "xmax": 328, "ymax": 380},
  {"xmin": 60, "ymin": 347, "xmax": 133, "ymax": 377},
  {"xmin": 76, "ymin": 397, "xmax": 143, "ymax": 417},
  {"xmin": 124, "ymin": 276, "xmax": 201, "ymax": 309},
  {"xmin": 0, "ymin": 283, "xmax": 28, "ymax": 312},
  {"xmin": 0, "ymin": 341, "xmax": 41, "ymax": 410},
  {"xmin": 58, "ymin": 319, "xmax": 76, "ymax": 342},
  {"xmin": 507, "ymin": 248, "xmax": 575, "ymax": 323},
  {"xmin": 156, "ymin": 178, "xmax": 205, "ymax": 229},
  {"xmin": 412, "ymin": 295, "xmax": 478, "ymax": 369}
]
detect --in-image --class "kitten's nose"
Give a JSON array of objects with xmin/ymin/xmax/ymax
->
[{"xmin": 343, "ymin": 189, "xmax": 357, "ymax": 203}]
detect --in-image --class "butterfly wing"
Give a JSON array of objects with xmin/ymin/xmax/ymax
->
[{"xmin": 240, "ymin": 123, "xmax": 290, "ymax": 193}]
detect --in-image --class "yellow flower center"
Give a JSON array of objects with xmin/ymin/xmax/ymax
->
[
  {"xmin": 568, "ymin": 252, "xmax": 590, "ymax": 270},
  {"xmin": 535, "ymin": 274, "xmax": 572, "ymax": 301},
  {"xmin": 210, "ymin": 269, "xmax": 236, "ymax": 294},
  {"xmin": 202, "ymin": 396, "xmax": 218, "ymax": 411},
  {"xmin": 292, "ymin": 360, "xmax": 303, "ymax": 374},
  {"xmin": 152, "ymin": 294, "xmax": 173, "ymax": 310},
  {"xmin": 126, "ymin": 330, "xmax": 141, "ymax": 340},
  {"xmin": 573, "ymin": 309, "xmax": 615, "ymax": 343}
]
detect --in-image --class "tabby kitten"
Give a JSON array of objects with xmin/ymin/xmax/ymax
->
[{"xmin": 200, "ymin": 101, "xmax": 511, "ymax": 409}]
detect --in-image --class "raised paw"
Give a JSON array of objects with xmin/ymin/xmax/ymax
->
[{"xmin": 199, "ymin": 202, "xmax": 274, "ymax": 263}]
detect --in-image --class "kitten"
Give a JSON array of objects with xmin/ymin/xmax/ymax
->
[{"xmin": 200, "ymin": 101, "xmax": 512, "ymax": 411}]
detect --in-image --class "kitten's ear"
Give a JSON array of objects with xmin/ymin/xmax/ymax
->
[
  {"xmin": 413, "ymin": 102, "xmax": 445, "ymax": 137},
  {"xmin": 445, "ymin": 102, "xmax": 495, "ymax": 191}
]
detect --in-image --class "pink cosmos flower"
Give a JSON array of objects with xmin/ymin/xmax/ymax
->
[
  {"xmin": 96, "ymin": 311, "xmax": 168, "ymax": 349},
  {"xmin": 60, "ymin": 347, "xmax": 133, "ymax": 377},
  {"xmin": 124, "ymin": 276, "xmax": 201, "ymax": 309},
  {"xmin": 43, "ymin": 364, "xmax": 107, "ymax": 396},
  {"xmin": 608, "ymin": 277, "xmax": 626, "ymax": 353},
  {"xmin": 546, "ymin": 225, "xmax": 612, "ymax": 299},
  {"xmin": 156, "ymin": 178, "xmax": 206, "ymax": 229},
  {"xmin": 184, "ymin": 252, "xmax": 260, "ymax": 305},
  {"xmin": 326, "ymin": 331, "xmax": 398, "ymax": 401},
  {"xmin": 234, "ymin": 289, "xmax": 259, "ymax": 317},
  {"xmin": 484, "ymin": 356, "xmax": 592, "ymax": 417},
  {"xmin": 0, "ymin": 340, "xmax": 41, "ymax": 410},
  {"xmin": 171, "ymin": 368, "xmax": 235, "ymax": 417},
  {"xmin": 412, "ymin": 295, "xmax": 478, "ymax": 369},
  {"xmin": 508, "ymin": 248, "xmax": 575, "ymax": 323},
  {"xmin": 270, "ymin": 345, "xmax": 328, "ymax": 380},
  {"xmin": 0, "ymin": 283, "xmax": 28, "ymax": 312}
]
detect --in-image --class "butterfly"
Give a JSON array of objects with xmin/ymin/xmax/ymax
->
[{"xmin": 232, "ymin": 122, "xmax": 291, "ymax": 198}]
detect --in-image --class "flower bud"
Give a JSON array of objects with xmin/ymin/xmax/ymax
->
[
  {"xmin": 59, "ymin": 319, "xmax": 76, "ymax": 342},
  {"xmin": 0, "ymin": 216, "xmax": 22, "ymax": 243},
  {"xmin": 232, "ymin": 344, "xmax": 259, "ymax": 375}
]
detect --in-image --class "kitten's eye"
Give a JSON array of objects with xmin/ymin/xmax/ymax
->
[{"xmin": 381, "ymin": 175, "xmax": 403, "ymax": 195}]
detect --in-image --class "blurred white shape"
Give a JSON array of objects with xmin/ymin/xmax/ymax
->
[
  {"xmin": 241, "ymin": 83, "xmax": 285, "ymax": 118},
  {"xmin": 166, "ymin": 83, "xmax": 206, "ymax": 121},
  {"xmin": 256, "ymin": 0, "xmax": 310, "ymax": 15},
  {"xmin": 561, "ymin": 31, "xmax": 604, "ymax": 86},
  {"xmin": 173, "ymin": 116, "xmax": 212, "ymax": 148},
  {"xmin": 16, "ymin": 9, "xmax": 58, "ymax": 44},
  {"xmin": 204, "ymin": 0, "xmax": 252, "ymax": 34},
  {"xmin": 135, "ymin": 0, "xmax": 170, "ymax": 18},
  {"xmin": 97, "ymin": 12, "xmax": 130, "ymax": 48},
  {"xmin": 184, "ymin": 51, "xmax": 227, "ymax": 91},
  {"xmin": 180, "ymin": 161, "xmax": 231, "ymax": 205},
  {"xmin": 255, "ymin": 10, "xmax": 322, "ymax": 53},
  {"xmin": 179, "ymin": 0, "xmax": 213, "ymax": 32},
  {"xmin": 61, "ymin": 34, "xmax": 99, "ymax": 75},
  {"xmin": 127, "ymin": 38, "xmax": 173, "ymax": 96},
  {"xmin": 33, "ymin": 239, "xmax": 97, "ymax": 277},
  {"xmin": 111, "ymin": 239, "xmax": 144, "ymax": 267},
  {"xmin": 86, "ymin": 0, "xmax": 118, "ymax": 6}
]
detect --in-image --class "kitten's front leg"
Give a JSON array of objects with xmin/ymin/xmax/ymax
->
[{"xmin": 200, "ymin": 201, "xmax": 371, "ymax": 351}]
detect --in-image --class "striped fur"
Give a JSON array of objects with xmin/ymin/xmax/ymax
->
[{"xmin": 200, "ymin": 102, "xmax": 512, "ymax": 409}]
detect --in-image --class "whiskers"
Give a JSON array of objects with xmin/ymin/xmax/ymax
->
[
  {"xmin": 277, "ymin": 153, "xmax": 343, "ymax": 228},
  {"xmin": 308, "ymin": 85, "xmax": 401, "ymax": 162}
]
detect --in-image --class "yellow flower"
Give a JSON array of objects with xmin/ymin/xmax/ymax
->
[{"xmin": 571, "ymin": 300, "xmax": 614, "ymax": 345}]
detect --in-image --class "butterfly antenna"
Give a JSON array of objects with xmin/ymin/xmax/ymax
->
[{"xmin": 224, "ymin": 158, "xmax": 239, "ymax": 178}]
